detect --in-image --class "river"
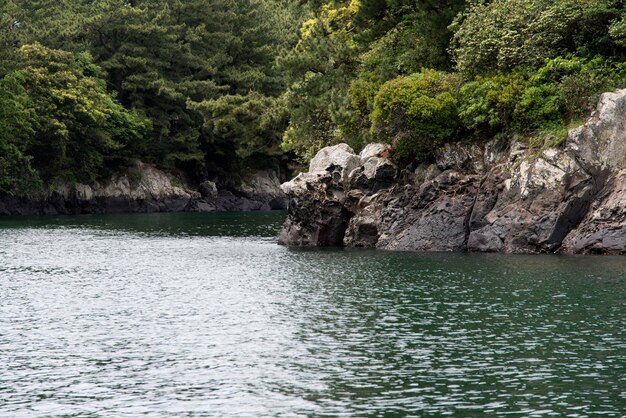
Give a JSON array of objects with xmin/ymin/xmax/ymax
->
[{"xmin": 1, "ymin": 212, "xmax": 624, "ymax": 416}]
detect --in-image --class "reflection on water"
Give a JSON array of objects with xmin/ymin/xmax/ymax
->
[{"xmin": 1, "ymin": 212, "xmax": 625, "ymax": 416}]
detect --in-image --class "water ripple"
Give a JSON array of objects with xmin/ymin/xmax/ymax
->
[{"xmin": 0, "ymin": 212, "xmax": 624, "ymax": 416}]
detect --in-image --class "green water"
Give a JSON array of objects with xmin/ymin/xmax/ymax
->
[{"xmin": 1, "ymin": 212, "xmax": 624, "ymax": 416}]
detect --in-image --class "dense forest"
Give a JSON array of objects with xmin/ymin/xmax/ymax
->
[{"xmin": 1, "ymin": 0, "xmax": 626, "ymax": 193}]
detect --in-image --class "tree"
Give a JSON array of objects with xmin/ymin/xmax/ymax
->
[
  {"xmin": 450, "ymin": 0, "xmax": 622, "ymax": 75},
  {"xmin": 0, "ymin": 70, "xmax": 38, "ymax": 192},
  {"xmin": 6, "ymin": 43, "xmax": 149, "ymax": 183},
  {"xmin": 280, "ymin": 0, "xmax": 465, "ymax": 159},
  {"xmin": 7, "ymin": 0, "xmax": 301, "ymax": 178}
]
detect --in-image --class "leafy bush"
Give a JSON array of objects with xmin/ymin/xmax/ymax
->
[
  {"xmin": 371, "ymin": 69, "xmax": 461, "ymax": 163},
  {"xmin": 459, "ymin": 72, "xmax": 528, "ymax": 134},
  {"xmin": 513, "ymin": 56, "xmax": 626, "ymax": 132},
  {"xmin": 450, "ymin": 0, "xmax": 620, "ymax": 75},
  {"xmin": 536, "ymin": 56, "xmax": 626, "ymax": 120},
  {"xmin": 457, "ymin": 56, "xmax": 626, "ymax": 144},
  {"xmin": 513, "ymin": 84, "xmax": 564, "ymax": 131}
]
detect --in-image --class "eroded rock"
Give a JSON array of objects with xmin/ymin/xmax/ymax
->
[
  {"xmin": 279, "ymin": 90, "xmax": 626, "ymax": 254},
  {"xmin": 279, "ymin": 143, "xmax": 394, "ymax": 246}
]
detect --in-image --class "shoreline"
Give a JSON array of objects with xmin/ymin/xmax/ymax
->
[{"xmin": 278, "ymin": 91, "xmax": 626, "ymax": 256}]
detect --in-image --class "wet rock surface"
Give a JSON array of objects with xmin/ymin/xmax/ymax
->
[{"xmin": 279, "ymin": 90, "xmax": 626, "ymax": 254}]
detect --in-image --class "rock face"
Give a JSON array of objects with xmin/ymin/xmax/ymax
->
[
  {"xmin": 279, "ymin": 143, "xmax": 395, "ymax": 246},
  {"xmin": 279, "ymin": 89, "xmax": 626, "ymax": 255},
  {"xmin": 558, "ymin": 90, "xmax": 626, "ymax": 254},
  {"xmin": 0, "ymin": 162, "xmax": 286, "ymax": 216}
]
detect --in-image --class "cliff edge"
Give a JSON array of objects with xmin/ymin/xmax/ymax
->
[{"xmin": 279, "ymin": 90, "xmax": 626, "ymax": 254}]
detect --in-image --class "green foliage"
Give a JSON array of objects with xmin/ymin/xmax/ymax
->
[
  {"xmin": 281, "ymin": 0, "xmax": 465, "ymax": 160},
  {"xmin": 451, "ymin": 0, "xmax": 622, "ymax": 75},
  {"xmin": 458, "ymin": 56, "xmax": 626, "ymax": 144},
  {"xmin": 371, "ymin": 70, "xmax": 461, "ymax": 163},
  {"xmin": 533, "ymin": 56, "xmax": 626, "ymax": 120},
  {"xmin": 339, "ymin": 77, "xmax": 381, "ymax": 151},
  {"xmin": 190, "ymin": 92, "xmax": 286, "ymax": 162},
  {"xmin": 2, "ymin": 0, "xmax": 626, "ymax": 188},
  {"xmin": 0, "ymin": 0, "xmax": 302, "ymax": 186},
  {"xmin": 280, "ymin": 0, "xmax": 362, "ymax": 160},
  {"xmin": 282, "ymin": 0, "xmax": 626, "ymax": 166},
  {"xmin": 358, "ymin": 0, "xmax": 465, "ymax": 81},
  {"xmin": 609, "ymin": 13, "xmax": 626, "ymax": 47},
  {"xmin": 0, "ymin": 73, "xmax": 39, "ymax": 192},
  {"xmin": 4, "ymin": 43, "xmax": 150, "ymax": 184},
  {"xmin": 512, "ymin": 56, "xmax": 626, "ymax": 133},
  {"xmin": 459, "ymin": 72, "xmax": 529, "ymax": 134},
  {"xmin": 513, "ymin": 84, "xmax": 564, "ymax": 132}
]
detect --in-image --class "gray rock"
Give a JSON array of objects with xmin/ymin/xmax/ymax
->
[
  {"xmin": 280, "ymin": 90, "xmax": 626, "ymax": 254},
  {"xmin": 566, "ymin": 89, "xmax": 626, "ymax": 176},
  {"xmin": 344, "ymin": 193, "xmax": 386, "ymax": 247},
  {"xmin": 359, "ymin": 143, "xmax": 391, "ymax": 161},
  {"xmin": 561, "ymin": 170, "xmax": 626, "ymax": 254},
  {"xmin": 376, "ymin": 171, "xmax": 479, "ymax": 252},
  {"xmin": 280, "ymin": 144, "xmax": 384, "ymax": 246},
  {"xmin": 199, "ymin": 181, "xmax": 218, "ymax": 199},
  {"xmin": 349, "ymin": 157, "xmax": 397, "ymax": 194},
  {"xmin": 435, "ymin": 143, "xmax": 472, "ymax": 171},
  {"xmin": 308, "ymin": 143, "xmax": 361, "ymax": 185},
  {"xmin": 467, "ymin": 148, "xmax": 594, "ymax": 253},
  {"xmin": 269, "ymin": 196, "xmax": 288, "ymax": 210},
  {"xmin": 279, "ymin": 169, "xmax": 351, "ymax": 246},
  {"xmin": 239, "ymin": 169, "xmax": 283, "ymax": 197},
  {"xmin": 1, "ymin": 161, "xmax": 288, "ymax": 216}
]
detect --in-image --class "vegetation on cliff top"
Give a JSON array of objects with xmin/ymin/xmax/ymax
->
[
  {"xmin": 283, "ymin": 0, "xmax": 626, "ymax": 161},
  {"xmin": 1, "ymin": 0, "xmax": 626, "ymax": 193}
]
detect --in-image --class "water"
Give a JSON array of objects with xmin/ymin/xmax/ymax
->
[{"xmin": 1, "ymin": 212, "xmax": 624, "ymax": 417}]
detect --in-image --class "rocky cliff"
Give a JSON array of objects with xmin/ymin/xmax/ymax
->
[
  {"xmin": 279, "ymin": 90, "xmax": 626, "ymax": 255},
  {"xmin": 0, "ymin": 162, "xmax": 286, "ymax": 216}
]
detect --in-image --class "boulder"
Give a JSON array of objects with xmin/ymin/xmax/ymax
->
[
  {"xmin": 279, "ymin": 170, "xmax": 351, "ymax": 246},
  {"xmin": 199, "ymin": 181, "xmax": 218, "ymax": 199},
  {"xmin": 359, "ymin": 143, "xmax": 392, "ymax": 161},
  {"xmin": 349, "ymin": 157, "xmax": 397, "ymax": 194},
  {"xmin": 309, "ymin": 143, "xmax": 361, "ymax": 185},
  {"xmin": 279, "ymin": 143, "xmax": 390, "ymax": 246}
]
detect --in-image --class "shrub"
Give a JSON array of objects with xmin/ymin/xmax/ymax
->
[
  {"xmin": 371, "ymin": 69, "xmax": 461, "ymax": 163},
  {"xmin": 459, "ymin": 72, "xmax": 528, "ymax": 134},
  {"xmin": 538, "ymin": 56, "xmax": 626, "ymax": 120},
  {"xmin": 513, "ymin": 56, "xmax": 626, "ymax": 131},
  {"xmin": 450, "ymin": 0, "xmax": 620, "ymax": 75}
]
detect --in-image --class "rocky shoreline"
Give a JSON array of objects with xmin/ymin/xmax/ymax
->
[
  {"xmin": 0, "ymin": 163, "xmax": 287, "ymax": 216},
  {"xmin": 278, "ymin": 90, "xmax": 626, "ymax": 255}
]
